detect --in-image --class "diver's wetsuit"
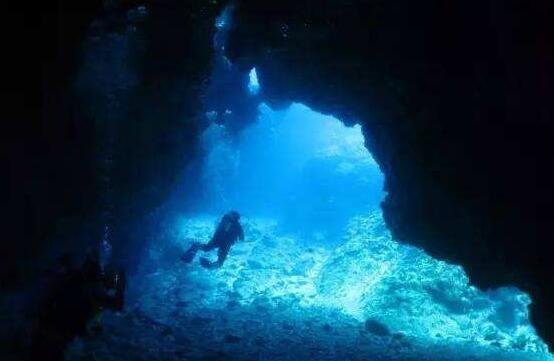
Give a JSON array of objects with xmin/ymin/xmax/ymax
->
[{"xmin": 182, "ymin": 212, "xmax": 244, "ymax": 268}]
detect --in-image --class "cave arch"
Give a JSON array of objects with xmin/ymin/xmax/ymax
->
[{"xmin": 223, "ymin": 0, "xmax": 554, "ymax": 348}]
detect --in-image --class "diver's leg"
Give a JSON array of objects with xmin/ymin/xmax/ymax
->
[
  {"xmin": 182, "ymin": 240, "xmax": 218, "ymax": 263},
  {"xmin": 181, "ymin": 242, "xmax": 203, "ymax": 263},
  {"xmin": 201, "ymin": 241, "xmax": 218, "ymax": 252},
  {"xmin": 216, "ymin": 244, "xmax": 231, "ymax": 267},
  {"xmin": 200, "ymin": 244, "xmax": 230, "ymax": 269}
]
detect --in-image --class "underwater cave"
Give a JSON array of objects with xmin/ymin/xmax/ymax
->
[
  {"xmin": 3, "ymin": 1, "xmax": 554, "ymax": 361},
  {"xmin": 107, "ymin": 99, "xmax": 551, "ymax": 361},
  {"xmin": 65, "ymin": 58, "xmax": 549, "ymax": 359}
]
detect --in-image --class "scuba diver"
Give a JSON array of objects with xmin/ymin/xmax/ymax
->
[{"xmin": 181, "ymin": 210, "xmax": 244, "ymax": 269}]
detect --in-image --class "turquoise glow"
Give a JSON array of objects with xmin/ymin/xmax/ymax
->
[
  {"xmin": 248, "ymin": 67, "xmax": 260, "ymax": 95},
  {"xmin": 66, "ymin": 103, "xmax": 554, "ymax": 361},
  {"xmin": 215, "ymin": 5, "xmax": 232, "ymax": 30},
  {"xmin": 200, "ymin": 103, "xmax": 385, "ymax": 241},
  {"xmin": 187, "ymin": 103, "xmax": 550, "ymax": 358},
  {"xmin": 164, "ymin": 211, "xmax": 550, "ymax": 356}
]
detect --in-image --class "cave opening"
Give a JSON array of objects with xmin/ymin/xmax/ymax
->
[
  {"xmin": 60, "ymin": 5, "xmax": 552, "ymax": 361},
  {"xmin": 110, "ymin": 94, "xmax": 551, "ymax": 360},
  {"xmin": 196, "ymin": 101, "xmax": 385, "ymax": 246}
]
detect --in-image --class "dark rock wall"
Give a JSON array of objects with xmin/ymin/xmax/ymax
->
[
  {"xmin": 4, "ymin": 0, "xmax": 225, "ymax": 283},
  {"xmin": 226, "ymin": 0, "xmax": 553, "ymax": 345},
  {"xmin": 75, "ymin": 0, "xmax": 225, "ymax": 271},
  {"xmin": 4, "ymin": 1, "xmax": 224, "ymax": 358},
  {"xmin": 4, "ymin": 1, "xmax": 104, "ymax": 288}
]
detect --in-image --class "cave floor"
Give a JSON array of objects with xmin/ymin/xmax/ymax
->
[{"xmin": 66, "ymin": 213, "xmax": 553, "ymax": 361}]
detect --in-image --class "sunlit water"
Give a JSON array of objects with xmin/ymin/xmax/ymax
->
[
  {"xmin": 67, "ymin": 104, "xmax": 552, "ymax": 361},
  {"xmin": 200, "ymin": 103, "xmax": 385, "ymax": 243}
]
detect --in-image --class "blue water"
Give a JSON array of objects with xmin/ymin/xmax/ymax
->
[
  {"xmin": 199, "ymin": 103, "xmax": 385, "ymax": 243},
  {"xmin": 66, "ymin": 102, "xmax": 553, "ymax": 360}
]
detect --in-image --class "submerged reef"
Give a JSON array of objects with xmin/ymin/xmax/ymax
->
[{"xmin": 67, "ymin": 212, "xmax": 551, "ymax": 361}]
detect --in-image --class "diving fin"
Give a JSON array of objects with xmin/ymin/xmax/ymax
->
[{"xmin": 181, "ymin": 249, "xmax": 196, "ymax": 263}]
